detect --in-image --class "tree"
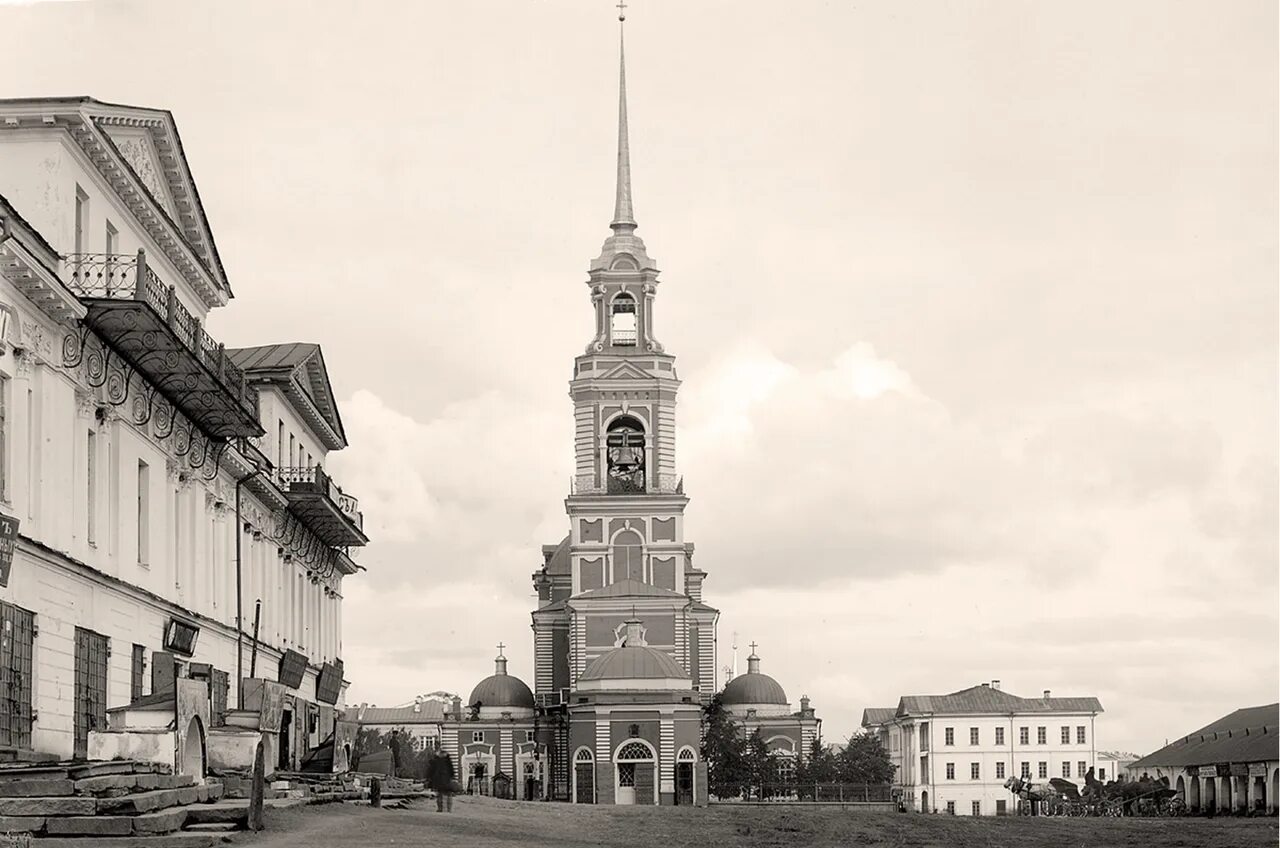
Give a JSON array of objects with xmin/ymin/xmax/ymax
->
[
  {"xmin": 797, "ymin": 737, "xmax": 839, "ymax": 785},
  {"xmin": 836, "ymin": 732, "xmax": 896, "ymax": 784},
  {"xmin": 700, "ymin": 693, "xmax": 749, "ymax": 799},
  {"xmin": 742, "ymin": 729, "xmax": 779, "ymax": 798}
]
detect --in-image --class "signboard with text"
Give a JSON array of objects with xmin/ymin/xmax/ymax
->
[{"xmin": 0, "ymin": 514, "xmax": 19, "ymax": 589}]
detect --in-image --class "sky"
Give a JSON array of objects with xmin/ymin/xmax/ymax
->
[{"xmin": 2, "ymin": 0, "xmax": 1276, "ymax": 754}]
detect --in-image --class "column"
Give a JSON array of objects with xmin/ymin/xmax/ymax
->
[{"xmin": 659, "ymin": 716, "xmax": 675, "ymax": 801}]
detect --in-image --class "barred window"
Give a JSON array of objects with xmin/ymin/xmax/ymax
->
[{"xmin": 130, "ymin": 645, "xmax": 146, "ymax": 702}]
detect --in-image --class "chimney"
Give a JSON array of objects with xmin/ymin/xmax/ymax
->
[
  {"xmin": 1043, "ymin": 689, "xmax": 1051, "ymax": 700},
  {"xmin": 451, "ymin": 695, "xmax": 462, "ymax": 720},
  {"xmin": 981, "ymin": 682, "xmax": 990, "ymax": 688},
  {"xmin": 992, "ymin": 680, "xmax": 1001, "ymax": 690},
  {"xmin": 800, "ymin": 695, "xmax": 810, "ymax": 712},
  {"xmin": 414, "ymin": 696, "xmax": 423, "ymax": 714}
]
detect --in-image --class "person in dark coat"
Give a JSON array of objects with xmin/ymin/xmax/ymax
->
[{"xmin": 428, "ymin": 750, "xmax": 456, "ymax": 812}]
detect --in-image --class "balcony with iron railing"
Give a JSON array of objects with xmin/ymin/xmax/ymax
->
[
  {"xmin": 275, "ymin": 465, "xmax": 367, "ymax": 548},
  {"xmin": 62, "ymin": 251, "xmax": 262, "ymax": 440}
]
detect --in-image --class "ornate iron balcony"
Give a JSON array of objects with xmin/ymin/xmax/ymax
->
[
  {"xmin": 276, "ymin": 465, "xmax": 367, "ymax": 547},
  {"xmin": 62, "ymin": 251, "xmax": 262, "ymax": 439}
]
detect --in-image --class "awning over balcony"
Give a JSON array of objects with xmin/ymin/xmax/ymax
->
[
  {"xmin": 64, "ymin": 251, "xmax": 263, "ymax": 441},
  {"xmin": 278, "ymin": 466, "xmax": 367, "ymax": 548}
]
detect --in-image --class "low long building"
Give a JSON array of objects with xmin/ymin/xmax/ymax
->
[
  {"xmin": 863, "ymin": 681, "xmax": 1104, "ymax": 815},
  {"xmin": 0, "ymin": 96, "xmax": 366, "ymax": 768},
  {"xmin": 1127, "ymin": 703, "xmax": 1278, "ymax": 814}
]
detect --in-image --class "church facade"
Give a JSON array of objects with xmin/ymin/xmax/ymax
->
[{"xmin": 442, "ymin": 13, "xmax": 819, "ymax": 807}]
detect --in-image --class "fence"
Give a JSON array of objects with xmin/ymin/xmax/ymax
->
[{"xmin": 714, "ymin": 783, "xmax": 896, "ymax": 807}]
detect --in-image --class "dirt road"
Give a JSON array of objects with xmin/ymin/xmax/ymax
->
[{"xmin": 236, "ymin": 795, "xmax": 1279, "ymax": 848}]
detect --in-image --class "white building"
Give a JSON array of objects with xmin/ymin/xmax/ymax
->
[
  {"xmin": 863, "ymin": 681, "xmax": 1104, "ymax": 815},
  {"xmin": 0, "ymin": 97, "xmax": 366, "ymax": 766}
]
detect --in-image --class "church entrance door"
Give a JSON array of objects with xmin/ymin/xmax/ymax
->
[
  {"xmin": 616, "ymin": 763, "xmax": 637, "ymax": 805},
  {"xmin": 676, "ymin": 762, "xmax": 694, "ymax": 805}
]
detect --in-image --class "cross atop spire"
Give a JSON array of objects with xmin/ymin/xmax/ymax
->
[
  {"xmin": 749, "ymin": 641, "xmax": 759, "ymax": 655},
  {"xmin": 611, "ymin": 15, "xmax": 636, "ymax": 233},
  {"xmin": 496, "ymin": 642, "xmax": 506, "ymax": 657}
]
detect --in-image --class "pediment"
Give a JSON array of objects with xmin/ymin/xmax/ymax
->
[
  {"xmin": 100, "ymin": 126, "xmax": 178, "ymax": 218},
  {"xmin": 598, "ymin": 361, "xmax": 654, "ymax": 381}
]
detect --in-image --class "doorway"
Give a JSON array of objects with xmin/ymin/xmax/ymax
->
[
  {"xmin": 277, "ymin": 709, "xmax": 293, "ymax": 771},
  {"xmin": 73, "ymin": 628, "xmax": 109, "ymax": 759},
  {"xmin": 573, "ymin": 748, "xmax": 595, "ymax": 804},
  {"xmin": 676, "ymin": 762, "xmax": 694, "ymax": 805},
  {"xmin": 921, "ymin": 790, "xmax": 929, "ymax": 813}
]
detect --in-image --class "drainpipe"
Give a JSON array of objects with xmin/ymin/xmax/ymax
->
[{"xmin": 235, "ymin": 469, "xmax": 261, "ymax": 709}]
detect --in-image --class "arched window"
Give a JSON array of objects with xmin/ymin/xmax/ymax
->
[
  {"xmin": 606, "ymin": 416, "xmax": 645, "ymax": 494},
  {"xmin": 576, "ymin": 748, "xmax": 594, "ymax": 762},
  {"xmin": 678, "ymin": 747, "xmax": 696, "ymax": 762},
  {"xmin": 611, "ymin": 529, "xmax": 644, "ymax": 583},
  {"xmin": 616, "ymin": 741, "xmax": 655, "ymax": 761},
  {"xmin": 610, "ymin": 293, "xmax": 637, "ymax": 346}
]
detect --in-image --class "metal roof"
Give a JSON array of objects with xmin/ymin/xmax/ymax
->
[
  {"xmin": 579, "ymin": 646, "xmax": 690, "ymax": 683},
  {"xmin": 1130, "ymin": 704, "xmax": 1279, "ymax": 769},
  {"xmin": 574, "ymin": 578, "xmax": 688, "ymax": 600},
  {"xmin": 227, "ymin": 342, "xmax": 347, "ymax": 448},
  {"xmin": 358, "ymin": 701, "xmax": 446, "ymax": 725},
  {"xmin": 861, "ymin": 707, "xmax": 898, "ymax": 727},
  {"xmin": 468, "ymin": 672, "xmax": 535, "ymax": 710},
  {"xmin": 896, "ymin": 685, "xmax": 1103, "ymax": 717}
]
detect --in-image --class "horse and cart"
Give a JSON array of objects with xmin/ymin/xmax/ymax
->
[{"xmin": 1003, "ymin": 770, "xmax": 1186, "ymax": 817}]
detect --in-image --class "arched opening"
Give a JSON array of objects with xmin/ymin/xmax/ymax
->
[
  {"xmin": 1271, "ymin": 768, "xmax": 1278, "ymax": 814},
  {"xmin": 573, "ymin": 748, "xmax": 595, "ymax": 805},
  {"xmin": 921, "ymin": 789, "xmax": 929, "ymax": 814},
  {"xmin": 610, "ymin": 529, "xmax": 644, "ymax": 583},
  {"xmin": 606, "ymin": 416, "xmax": 646, "ymax": 494},
  {"xmin": 1203, "ymin": 776, "xmax": 1216, "ymax": 813},
  {"xmin": 180, "ymin": 715, "xmax": 206, "ymax": 780},
  {"xmin": 1175, "ymin": 775, "xmax": 1186, "ymax": 804},
  {"xmin": 614, "ymin": 739, "xmax": 657, "ymax": 806},
  {"xmin": 610, "ymin": 293, "xmax": 638, "ymax": 346},
  {"xmin": 1219, "ymin": 776, "xmax": 1232, "ymax": 813},
  {"xmin": 676, "ymin": 747, "xmax": 696, "ymax": 806},
  {"xmin": 1187, "ymin": 774, "xmax": 1200, "ymax": 811}
]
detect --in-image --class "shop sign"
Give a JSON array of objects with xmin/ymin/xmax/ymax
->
[
  {"xmin": 1229, "ymin": 763, "xmax": 1248, "ymax": 776},
  {"xmin": 1196, "ymin": 766, "xmax": 1219, "ymax": 778},
  {"xmin": 1248, "ymin": 763, "xmax": 1269, "ymax": 776},
  {"xmin": 0, "ymin": 514, "xmax": 18, "ymax": 589}
]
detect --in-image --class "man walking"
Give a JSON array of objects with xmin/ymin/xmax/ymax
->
[{"xmin": 429, "ymin": 749, "xmax": 456, "ymax": 813}]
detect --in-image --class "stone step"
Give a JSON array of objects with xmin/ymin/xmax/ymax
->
[
  {"xmin": 97, "ymin": 786, "xmax": 201, "ymax": 816},
  {"xmin": 184, "ymin": 821, "xmax": 239, "ymax": 832},
  {"xmin": 0, "ymin": 795, "xmax": 97, "ymax": 816},
  {"xmin": 182, "ymin": 799, "xmax": 247, "ymax": 825},
  {"xmin": 0, "ymin": 777, "xmax": 75, "ymax": 796},
  {"xmin": 74, "ymin": 772, "xmax": 196, "ymax": 797},
  {"xmin": 0, "ymin": 764, "xmax": 72, "ymax": 781},
  {"xmin": 36, "ymin": 835, "xmax": 223, "ymax": 848},
  {"xmin": 222, "ymin": 710, "xmax": 260, "ymax": 729},
  {"xmin": 69, "ymin": 761, "xmax": 140, "ymax": 779},
  {"xmin": 132, "ymin": 806, "xmax": 191, "ymax": 835},
  {"xmin": 46, "ymin": 815, "xmax": 135, "ymax": 837}
]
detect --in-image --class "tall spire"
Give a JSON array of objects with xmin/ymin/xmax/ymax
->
[{"xmin": 612, "ymin": 9, "xmax": 636, "ymax": 233}]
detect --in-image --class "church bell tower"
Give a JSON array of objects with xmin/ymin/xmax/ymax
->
[{"xmin": 531, "ymin": 12, "xmax": 718, "ymax": 703}]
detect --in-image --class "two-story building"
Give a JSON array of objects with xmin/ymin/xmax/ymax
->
[
  {"xmin": 863, "ymin": 681, "xmax": 1103, "ymax": 815},
  {"xmin": 0, "ymin": 96, "xmax": 366, "ymax": 768}
]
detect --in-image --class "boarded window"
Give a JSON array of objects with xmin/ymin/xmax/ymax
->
[
  {"xmin": 74, "ymin": 628, "xmax": 109, "ymax": 759},
  {"xmin": 130, "ymin": 644, "xmax": 146, "ymax": 702}
]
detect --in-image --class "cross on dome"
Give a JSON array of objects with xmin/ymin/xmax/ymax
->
[
  {"xmin": 749, "ymin": 641, "xmax": 759, "ymax": 655},
  {"xmin": 496, "ymin": 642, "xmax": 506, "ymax": 657},
  {"xmin": 616, "ymin": 0, "xmax": 627, "ymax": 22}
]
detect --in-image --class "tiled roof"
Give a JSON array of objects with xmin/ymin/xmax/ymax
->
[
  {"xmin": 862, "ymin": 707, "xmax": 897, "ymax": 727},
  {"xmin": 896, "ymin": 685, "xmax": 1103, "ymax": 717},
  {"xmin": 1130, "ymin": 704, "xmax": 1279, "ymax": 769},
  {"xmin": 357, "ymin": 702, "xmax": 446, "ymax": 725},
  {"xmin": 574, "ymin": 579, "xmax": 688, "ymax": 600}
]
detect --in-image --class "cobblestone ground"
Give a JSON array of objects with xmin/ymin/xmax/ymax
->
[{"xmin": 234, "ymin": 795, "xmax": 1279, "ymax": 848}]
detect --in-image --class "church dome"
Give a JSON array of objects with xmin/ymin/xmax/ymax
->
[
  {"xmin": 722, "ymin": 651, "xmax": 788, "ymax": 707},
  {"xmin": 577, "ymin": 619, "xmax": 691, "ymax": 690},
  {"xmin": 468, "ymin": 652, "xmax": 535, "ymax": 713}
]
